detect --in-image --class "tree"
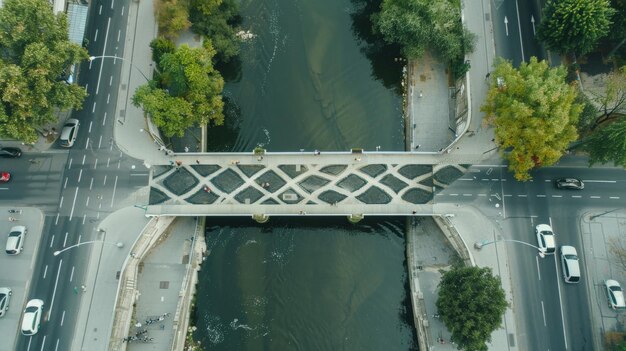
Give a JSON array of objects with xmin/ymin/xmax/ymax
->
[
  {"xmin": 372, "ymin": 0, "xmax": 475, "ymax": 61},
  {"xmin": 0, "ymin": 0, "xmax": 88, "ymax": 143},
  {"xmin": 482, "ymin": 57, "xmax": 582, "ymax": 181},
  {"xmin": 586, "ymin": 67, "xmax": 626, "ymax": 131},
  {"xmin": 537, "ymin": 0, "xmax": 615, "ymax": 56},
  {"xmin": 155, "ymin": 0, "xmax": 191, "ymax": 41},
  {"xmin": 584, "ymin": 119, "xmax": 626, "ymax": 167},
  {"xmin": 188, "ymin": 0, "xmax": 241, "ymax": 63},
  {"xmin": 150, "ymin": 37, "xmax": 176, "ymax": 72},
  {"xmin": 133, "ymin": 42, "xmax": 224, "ymax": 137},
  {"xmin": 436, "ymin": 266, "xmax": 507, "ymax": 351},
  {"xmin": 608, "ymin": 236, "xmax": 626, "ymax": 274}
]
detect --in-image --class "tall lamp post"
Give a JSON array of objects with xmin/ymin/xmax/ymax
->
[
  {"xmin": 590, "ymin": 208, "xmax": 624, "ymax": 221},
  {"xmin": 54, "ymin": 240, "xmax": 124, "ymax": 256},
  {"xmin": 88, "ymin": 55, "xmax": 151, "ymax": 82},
  {"xmin": 474, "ymin": 239, "xmax": 546, "ymax": 258}
]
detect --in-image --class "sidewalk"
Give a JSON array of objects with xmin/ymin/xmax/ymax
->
[{"xmin": 426, "ymin": 204, "xmax": 519, "ymax": 351}]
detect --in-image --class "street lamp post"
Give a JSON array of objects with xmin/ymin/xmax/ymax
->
[
  {"xmin": 54, "ymin": 240, "xmax": 124, "ymax": 256},
  {"xmin": 590, "ymin": 208, "xmax": 624, "ymax": 221},
  {"xmin": 88, "ymin": 55, "xmax": 151, "ymax": 82},
  {"xmin": 474, "ymin": 239, "xmax": 545, "ymax": 258}
]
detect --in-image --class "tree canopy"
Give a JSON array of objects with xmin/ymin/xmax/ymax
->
[
  {"xmin": 188, "ymin": 0, "xmax": 241, "ymax": 63},
  {"xmin": 133, "ymin": 42, "xmax": 224, "ymax": 137},
  {"xmin": 437, "ymin": 266, "xmax": 507, "ymax": 351},
  {"xmin": 0, "ymin": 0, "xmax": 88, "ymax": 143},
  {"xmin": 372, "ymin": 0, "xmax": 474, "ymax": 61},
  {"xmin": 584, "ymin": 119, "xmax": 626, "ymax": 167},
  {"xmin": 482, "ymin": 57, "xmax": 582, "ymax": 181},
  {"xmin": 537, "ymin": 0, "xmax": 615, "ymax": 56}
]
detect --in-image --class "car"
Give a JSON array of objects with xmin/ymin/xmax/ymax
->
[
  {"xmin": 605, "ymin": 280, "xmax": 626, "ymax": 310},
  {"xmin": 0, "ymin": 147, "xmax": 22, "ymax": 158},
  {"xmin": 555, "ymin": 178, "xmax": 584, "ymax": 190},
  {"xmin": 21, "ymin": 299, "xmax": 44, "ymax": 336},
  {"xmin": 0, "ymin": 172, "xmax": 9, "ymax": 183},
  {"xmin": 5, "ymin": 225, "xmax": 26, "ymax": 255},
  {"xmin": 59, "ymin": 118, "xmax": 80, "ymax": 147},
  {"xmin": 535, "ymin": 224, "xmax": 556, "ymax": 255},
  {"xmin": 0, "ymin": 287, "xmax": 12, "ymax": 318},
  {"xmin": 560, "ymin": 246, "xmax": 581, "ymax": 283}
]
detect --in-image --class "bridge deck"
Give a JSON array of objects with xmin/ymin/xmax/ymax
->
[{"xmin": 146, "ymin": 152, "xmax": 472, "ymax": 217}]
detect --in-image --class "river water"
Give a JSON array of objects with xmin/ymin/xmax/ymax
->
[{"xmin": 195, "ymin": 0, "xmax": 417, "ymax": 349}]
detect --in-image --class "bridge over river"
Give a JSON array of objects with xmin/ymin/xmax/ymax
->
[{"xmin": 145, "ymin": 150, "xmax": 490, "ymax": 220}]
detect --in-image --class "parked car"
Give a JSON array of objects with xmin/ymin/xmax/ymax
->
[
  {"xmin": 59, "ymin": 119, "xmax": 80, "ymax": 148},
  {"xmin": 0, "ymin": 287, "xmax": 12, "ymax": 317},
  {"xmin": 21, "ymin": 299, "xmax": 44, "ymax": 336},
  {"xmin": 0, "ymin": 172, "xmax": 10, "ymax": 183},
  {"xmin": 560, "ymin": 246, "xmax": 581, "ymax": 283},
  {"xmin": 5, "ymin": 225, "xmax": 26, "ymax": 255},
  {"xmin": 555, "ymin": 178, "xmax": 584, "ymax": 190},
  {"xmin": 0, "ymin": 147, "xmax": 22, "ymax": 158},
  {"xmin": 604, "ymin": 280, "xmax": 626, "ymax": 310},
  {"xmin": 535, "ymin": 224, "xmax": 556, "ymax": 255}
]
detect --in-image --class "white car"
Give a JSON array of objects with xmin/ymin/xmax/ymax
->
[
  {"xmin": 560, "ymin": 246, "xmax": 581, "ymax": 283},
  {"xmin": 605, "ymin": 280, "xmax": 626, "ymax": 310},
  {"xmin": 5, "ymin": 225, "xmax": 27, "ymax": 255},
  {"xmin": 59, "ymin": 118, "xmax": 79, "ymax": 147},
  {"xmin": 21, "ymin": 299, "xmax": 44, "ymax": 336},
  {"xmin": 0, "ymin": 287, "xmax": 11, "ymax": 317},
  {"xmin": 535, "ymin": 224, "xmax": 556, "ymax": 255}
]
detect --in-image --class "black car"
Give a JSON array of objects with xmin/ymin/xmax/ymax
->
[
  {"xmin": 555, "ymin": 178, "xmax": 584, "ymax": 190},
  {"xmin": 0, "ymin": 147, "xmax": 22, "ymax": 158}
]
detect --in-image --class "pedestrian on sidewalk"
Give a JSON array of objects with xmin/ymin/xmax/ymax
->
[
  {"xmin": 196, "ymin": 159, "xmax": 200, "ymax": 164},
  {"xmin": 81, "ymin": 285, "xmax": 87, "ymax": 292},
  {"xmin": 175, "ymin": 160, "xmax": 183, "ymax": 168},
  {"xmin": 184, "ymin": 146, "xmax": 189, "ymax": 152}
]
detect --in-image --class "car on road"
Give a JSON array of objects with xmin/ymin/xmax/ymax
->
[
  {"xmin": 535, "ymin": 224, "xmax": 556, "ymax": 254},
  {"xmin": 604, "ymin": 280, "xmax": 626, "ymax": 310},
  {"xmin": 0, "ymin": 172, "xmax": 10, "ymax": 183},
  {"xmin": 0, "ymin": 287, "xmax": 12, "ymax": 317},
  {"xmin": 5, "ymin": 225, "xmax": 26, "ymax": 255},
  {"xmin": 560, "ymin": 246, "xmax": 581, "ymax": 283},
  {"xmin": 554, "ymin": 178, "xmax": 584, "ymax": 190},
  {"xmin": 59, "ymin": 118, "xmax": 80, "ymax": 148},
  {"xmin": 0, "ymin": 147, "xmax": 22, "ymax": 158},
  {"xmin": 21, "ymin": 299, "xmax": 44, "ymax": 336}
]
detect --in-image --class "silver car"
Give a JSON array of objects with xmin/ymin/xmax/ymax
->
[
  {"xmin": 21, "ymin": 299, "xmax": 44, "ymax": 336},
  {"xmin": 0, "ymin": 287, "xmax": 11, "ymax": 317},
  {"xmin": 59, "ymin": 119, "xmax": 80, "ymax": 148},
  {"xmin": 6, "ymin": 225, "xmax": 26, "ymax": 255}
]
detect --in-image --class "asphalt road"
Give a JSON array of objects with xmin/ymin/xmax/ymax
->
[
  {"xmin": 491, "ymin": 0, "xmax": 546, "ymax": 65},
  {"xmin": 436, "ymin": 164, "xmax": 626, "ymax": 351},
  {"xmin": 11, "ymin": 0, "xmax": 148, "ymax": 350}
]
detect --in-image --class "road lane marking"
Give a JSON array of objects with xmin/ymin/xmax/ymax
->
[
  {"xmin": 95, "ymin": 17, "xmax": 111, "ymax": 95},
  {"xmin": 55, "ymin": 213, "xmax": 59, "ymax": 225},
  {"xmin": 517, "ymin": 194, "xmax": 527, "ymax": 197},
  {"xmin": 541, "ymin": 301, "xmax": 546, "ymax": 326},
  {"xmin": 94, "ymin": 29, "xmax": 98, "ymax": 42},
  {"xmin": 514, "ymin": 0, "xmax": 525, "ymax": 61},
  {"xmin": 111, "ymin": 0, "xmax": 114, "ymax": 8},
  {"xmin": 551, "ymin": 195, "xmax": 562, "ymax": 198},
  {"xmin": 63, "ymin": 232, "xmax": 68, "ymax": 247},
  {"xmin": 463, "ymin": 194, "xmax": 472, "ymax": 197},
  {"xmin": 88, "ymin": 121, "xmax": 93, "ymax": 133},
  {"xmin": 107, "ymin": 93, "xmax": 110, "ymax": 104},
  {"xmin": 86, "ymin": 196, "xmax": 90, "ymax": 207},
  {"xmin": 583, "ymin": 180, "xmax": 616, "ymax": 183},
  {"xmin": 43, "ymin": 265, "xmax": 48, "ymax": 279},
  {"xmin": 50, "ymin": 235, "xmax": 54, "ymax": 248},
  {"xmin": 571, "ymin": 195, "xmax": 582, "ymax": 198},
  {"xmin": 69, "ymin": 188, "xmax": 79, "ymax": 220},
  {"xmin": 98, "ymin": 135, "xmax": 103, "ymax": 148},
  {"xmin": 49, "ymin": 259, "xmax": 63, "ymax": 319},
  {"xmin": 103, "ymin": 112, "xmax": 107, "ymax": 126},
  {"xmin": 610, "ymin": 196, "xmax": 620, "ymax": 199},
  {"xmin": 61, "ymin": 311, "xmax": 65, "ymax": 326},
  {"xmin": 554, "ymin": 253, "xmax": 568, "ymax": 350},
  {"xmin": 82, "ymin": 154, "xmax": 86, "ymax": 165},
  {"xmin": 536, "ymin": 255, "xmax": 541, "ymax": 281},
  {"xmin": 89, "ymin": 177, "xmax": 94, "ymax": 190},
  {"xmin": 478, "ymin": 194, "xmax": 487, "ymax": 196},
  {"xmin": 121, "ymin": 5, "xmax": 125, "ymax": 16},
  {"xmin": 84, "ymin": 137, "xmax": 90, "ymax": 150},
  {"xmin": 117, "ymin": 29, "xmax": 121, "ymax": 42},
  {"xmin": 82, "ymin": 214, "xmax": 87, "ymax": 225},
  {"xmin": 78, "ymin": 169, "xmax": 83, "ymax": 183},
  {"xmin": 459, "ymin": 178, "xmax": 473, "ymax": 181},
  {"xmin": 40, "ymin": 336, "xmax": 46, "ymax": 351},
  {"xmin": 103, "ymin": 174, "xmax": 107, "ymax": 185},
  {"xmin": 111, "ymin": 176, "xmax": 118, "ymax": 207},
  {"xmin": 536, "ymin": 195, "xmax": 546, "ymax": 197},
  {"xmin": 70, "ymin": 266, "xmax": 74, "ymax": 282},
  {"xmin": 590, "ymin": 196, "xmax": 601, "ymax": 199},
  {"xmin": 107, "ymin": 157, "xmax": 110, "ymax": 167},
  {"xmin": 92, "ymin": 101, "xmax": 96, "ymax": 113},
  {"xmin": 449, "ymin": 194, "xmax": 458, "ymax": 196},
  {"xmin": 109, "ymin": 75, "xmax": 113, "ymax": 86},
  {"xmin": 504, "ymin": 194, "xmax": 512, "ymax": 197},
  {"xmin": 68, "ymin": 158, "xmax": 73, "ymax": 169},
  {"xmin": 98, "ymin": 4, "xmax": 102, "ymax": 14},
  {"xmin": 59, "ymin": 196, "xmax": 64, "ymax": 208}
]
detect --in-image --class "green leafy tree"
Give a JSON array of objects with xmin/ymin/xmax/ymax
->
[
  {"xmin": 482, "ymin": 57, "xmax": 582, "ymax": 181},
  {"xmin": 372, "ymin": 0, "xmax": 475, "ymax": 61},
  {"xmin": 588, "ymin": 67, "xmax": 626, "ymax": 130},
  {"xmin": 188, "ymin": 0, "xmax": 241, "ymax": 63},
  {"xmin": 584, "ymin": 119, "xmax": 626, "ymax": 167},
  {"xmin": 156, "ymin": 0, "xmax": 191, "ymax": 41},
  {"xmin": 537, "ymin": 0, "xmax": 615, "ymax": 56},
  {"xmin": 133, "ymin": 42, "xmax": 224, "ymax": 137},
  {"xmin": 436, "ymin": 266, "xmax": 507, "ymax": 351},
  {"xmin": 0, "ymin": 0, "xmax": 88, "ymax": 143},
  {"xmin": 150, "ymin": 37, "xmax": 176, "ymax": 72}
]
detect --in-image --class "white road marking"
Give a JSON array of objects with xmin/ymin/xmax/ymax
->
[
  {"xmin": 117, "ymin": 29, "xmax": 121, "ymax": 42},
  {"xmin": 103, "ymin": 112, "xmax": 107, "ymax": 126},
  {"xmin": 63, "ymin": 232, "xmax": 68, "ymax": 247},
  {"xmin": 64, "ymin": 177, "xmax": 68, "ymax": 189},
  {"xmin": 43, "ymin": 265, "xmax": 48, "ymax": 279},
  {"xmin": 504, "ymin": 194, "xmax": 513, "ymax": 197},
  {"xmin": 463, "ymin": 194, "xmax": 472, "ymax": 197},
  {"xmin": 572, "ymin": 195, "xmax": 582, "ymax": 198},
  {"xmin": 89, "ymin": 178, "xmax": 94, "ymax": 190},
  {"xmin": 49, "ymin": 260, "xmax": 63, "ymax": 319},
  {"xmin": 82, "ymin": 155, "xmax": 86, "ymax": 165},
  {"xmin": 78, "ymin": 169, "xmax": 83, "ymax": 183},
  {"xmin": 59, "ymin": 196, "xmax": 64, "ymax": 208},
  {"xmin": 70, "ymin": 266, "xmax": 74, "ymax": 282},
  {"xmin": 27, "ymin": 337, "xmax": 32, "ymax": 350},
  {"xmin": 554, "ymin": 253, "xmax": 569, "ymax": 350},
  {"xmin": 68, "ymin": 158, "xmax": 73, "ymax": 169},
  {"xmin": 536, "ymin": 194, "xmax": 546, "ymax": 197},
  {"xmin": 590, "ymin": 196, "xmax": 601, "ymax": 199},
  {"xmin": 98, "ymin": 135, "xmax": 103, "ymax": 148},
  {"xmin": 583, "ymin": 180, "xmax": 616, "ymax": 183},
  {"xmin": 536, "ymin": 255, "xmax": 541, "ymax": 281},
  {"xmin": 60, "ymin": 311, "xmax": 65, "ymax": 327},
  {"xmin": 103, "ymin": 175, "xmax": 107, "ymax": 185},
  {"xmin": 121, "ymin": 6, "xmax": 125, "ymax": 16},
  {"xmin": 111, "ymin": 176, "xmax": 118, "ymax": 207},
  {"xmin": 86, "ymin": 196, "xmax": 90, "ymax": 207},
  {"xmin": 92, "ymin": 101, "xmax": 96, "ymax": 113},
  {"xmin": 449, "ymin": 194, "xmax": 458, "ymax": 196},
  {"xmin": 94, "ymin": 29, "xmax": 98, "ymax": 42},
  {"xmin": 95, "ymin": 17, "xmax": 111, "ymax": 95},
  {"xmin": 82, "ymin": 214, "xmax": 87, "ymax": 225},
  {"xmin": 518, "ymin": 194, "xmax": 527, "ymax": 197},
  {"xmin": 111, "ymin": 0, "xmax": 114, "ymax": 8},
  {"xmin": 55, "ymin": 213, "xmax": 60, "ymax": 225},
  {"xmin": 99, "ymin": 4, "xmax": 102, "ymax": 14},
  {"xmin": 610, "ymin": 196, "xmax": 620, "ymax": 199},
  {"xmin": 107, "ymin": 158, "xmax": 111, "ymax": 167},
  {"xmin": 109, "ymin": 75, "xmax": 113, "ymax": 86},
  {"xmin": 478, "ymin": 194, "xmax": 487, "ymax": 197},
  {"xmin": 69, "ymin": 188, "xmax": 79, "ymax": 220},
  {"xmin": 541, "ymin": 301, "xmax": 546, "ymax": 326},
  {"xmin": 107, "ymin": 93, "xmax": 110, "ymax": 104},
  {"xmin": 84, "ymin": 137, "xmax": 90, "ymax": 150},
  {"xmin": 88, "ymin": 121, "xmax": 93, "ymax": 133},
  {"xmin": 40, "ymin": 336, "xmax": 46, "ymax": 351},
  {"xmin": 551, "ymin": 195, "xmax": 562, "ymax": 198}
]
